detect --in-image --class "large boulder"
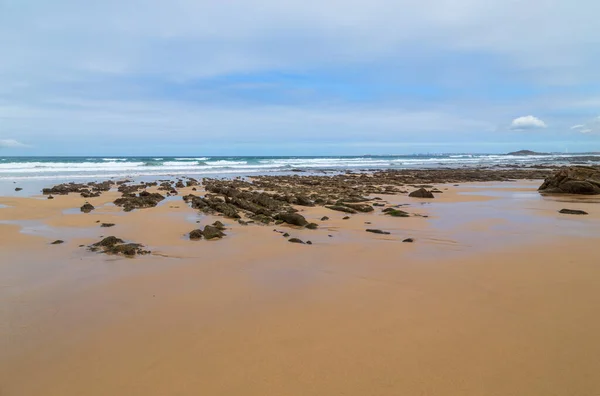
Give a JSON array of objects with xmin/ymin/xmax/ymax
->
[
  {"xmin": 538, "ymin": 166, "xmax": 600, "ymax": 195},
  {"xmin": 275, "ymin": 212, "xmax": 309, "ymax": 227},
  {"xmin": 408, "ymin": 188, "xmax": 435, "ymax": 198}
]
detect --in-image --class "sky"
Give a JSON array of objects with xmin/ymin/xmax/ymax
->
[{"xmin": 1, "ymin": 0, "xmax": 599, "ymax": 156}]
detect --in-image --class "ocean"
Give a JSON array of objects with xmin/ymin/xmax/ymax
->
[{"xmin": 0, "ymin": 154, "xmax": 598, "ymax": 181}]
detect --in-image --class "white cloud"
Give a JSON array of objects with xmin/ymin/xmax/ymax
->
[
  {"xmin": 570, "ymin": 124, "xmax": 584, "ymax": 129},
  {"xmin": 0, "ymin": 139, "xmax": 27, "ymax": 148},
  {"xmin": 569, "ymin": 116, "xmax": 600, "ymax": 135},
  {"xmin": 580, "ymin": 129, "xmax": 593, "ymax": 134},
  {"xmin": 509, "ymin": 115, "xmax": 547, "ymax": 130}
]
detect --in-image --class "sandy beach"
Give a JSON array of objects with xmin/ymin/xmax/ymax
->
[{"xmin": 1, "ymin": 174, "xmax": 599, "ymax": 395}]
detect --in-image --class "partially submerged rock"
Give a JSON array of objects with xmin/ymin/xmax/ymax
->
[
  {"xmin": 559, "ymin": 209, "xmax": 588, "ymax": 215},
  {"xmin": 275, "ymin": 212, "xmax": 309, "ymax": 227},
  {"xmin": 366, "ymin": 229, "xmax": 390, "ymax": 235},
  {"xmin": 402, "ymin": 238, "xmax": 414, "ymax": 243},
  {"xmin": 100, "ymin": 223, "xmax": 115, "ymax": 227},
  {"xmin": 80, "ymin": 202, "xmax": 95, "ymax": 213},
  {"xmin": 383, "ymin": 208, "xmax": 410, "ymax": 217},
  {"xmin": 539, "ymin": 166, "xmax": 600, "ymax": 195},
  {"xmin": 325, "ymin": 205, "xmax": 357, "ymax": 214},
  {"xmin": 189, "ymin": 229, "xmax": 204, "ymax": 240},
  {"xmin": 89, "ymin": 236, "xmax": 150, "ymax": 257},
  {"xmin": 51, "ymin": 240, "xmax": 64, "ymax": 245},
  {"xmin": 288, "ymin": 238, "xmax": 305, "ymax": 244},
  {"xmin": 203, "ymin": 225, "xmax": 225, "ymax": 240},
  {"xmin": 306, "ymin": 222, "xmax": 319, "ymax": 229}
]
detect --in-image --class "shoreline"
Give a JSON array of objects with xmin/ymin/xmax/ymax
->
[{"xmin": 2, "ymin": 171, "xmax": 600, "ymax": 395}]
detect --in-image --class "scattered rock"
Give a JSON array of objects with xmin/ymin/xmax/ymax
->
[
  {"xmin": 203, "ymin": 225, "xmax": 225, "ymax": 240},
  {"xmin": 51, "ymin": 240, "xmax": 64, "ymax": 245},
  {"xmin": 383, "ymin": 208, "xmax": 410, "ymax": 217},
  {"xmin": 342, "ymin": 216, "xmax": 350, "ymax": 220},
  {"xmin": 306, "ymin": 222, "xmax": 318, "ymax": 230},
  {"xmin": 15, "ymin": 187, "xmax": 22, "ymax": 191},
  {"xmin": 408, "ymin": 188, "xmax": 435, "ymax": 198},
  {"xmin": 402, "ymin": 238, "xmax": 414, "ymax": 243},
  {"xmin": 100, "ymin": 223, "xmax": 115, "ymax": 227},
  {"xmin": 306, "ymin": 241, "xmax": 312, "ymax": 245},
  {"xmin": 325, "ymin": 205, "xmax": 358, "ymax": 214},
  {"xmin": 288, "ymin": 238, "xmax": 305, "ymax": 244},
  {"xmin": 341, "ymin": 203, "xmax": 374, "ymax": 212},
  {"xmin": 320, "ymin": 216, "xmax": 329, "ymax": 221},
  {"xmin": 114, "ymin": 191, "xmax": 165, "ymax": 212},
  {"xmin": 89, "ymin": 236, "xmax": 150, "ymax": 257},
  {"xmin": 283, "ymin": 232, "xmax": 290, "ymax": 237},
  {"xmin": 275, "ymin": 212, "xmax": 309, "ymax": 227},
  {"xmin": 212, "ymin": 220, "xmax": 226, "ymax": 230},
  {"xmin": 189, "ymin": 229, "xmax": 204, "ymax": 240},
  {"xmin": 559, "ymin": 209, "xmax": 588, "ymax": 215},
  {"xmin": 80, "ymin": 202, "xmax": 95, "ymax": 213},
  {"xmin": 366, "ymin": 229, "xmax": 390, "ymax": 235},
  {"xmin": 47, "ymin": 195, "xmax": 54, "ymax": 199}
]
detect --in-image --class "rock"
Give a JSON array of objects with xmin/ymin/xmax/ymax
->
[
  {"xmin": 341, "ymin": 203, "xmax": 374, "ymax": 212},
  {"xmin": 559, "ymin": 209, "xmax": 588, "ymax": 215},
  {"xmin": 203, "ymin": 225, "xmax": 225, "ymax": 240},
  {"xmin": 51, "ymin": 240, "xmax": 64, "ymax": 245},
  {"xmin": 238, "ymin": 219, "xmax": 249, "ymax": 225},
  {"xmin": 275, "ymin": 212, "xmax": 308, "ymax": 227},
  {"xmin": 320, "ymin": 216, "xmax": 329, "ymax": 221},
  {"xmin": 15, "ymin": 187, "xmax": 22, "ymax": 191},
  {"xmin": 114, "ymin": 192, "xmax": 165, "ymax": 211},
  {"xmin": 283, "ymin": 232, "xmax": 290, "ymax": 237},
  {"xmin": 507, "ymin": 150, "xmax": 548, "ymax": 156},
  {"xmin": 48, "ymin": 195, "xmax": 54, "ymax": 199},
  {"xmin": 288, "ymin": 238, "xmax": 305, "ymax": 244},
  {"xmin": 212, "ymin": 221, "xmax": 226, "ymax": 230},
  {"xmin": 325, "ymin": 205, "xmax": 358, "ymax": 214},
  {"xmin": 539, "ymin": 166, "xmax": 600, "ymax": 195},
  {"xmin": 189, "ymin": 229, "xmax": 204, "ymax": 240},
  {"xmin": 306, "ymin": 241, "xmax": 312, "ymax": 245},
  {"xmin": 408, "ymin": 188, "xmax": 435, "ymax": 198},
  {"xmin": 306, "ymin": 222, "xmax": 318, "ymax": 230},
  {"xmin": 80, "ymin": 202, "xmax": 95, "ymax": 213},
  {"xmin": 295, "ymin": 195, "xmax": 314, "ymax": 206},
  {"xmin": 402, "ymin": 238, "xmax": 414, "ymax": 243},
  {"xmin": 106, "ymin": 243, "xmax": 150, "ymax": 257},
  {"xmin": 342, "ymin": 216, "xmax": 350, "ymax": 220},
  {"xmin": 366, "ymin": 229, "xmax": 390, "ymax": 235},
  {"xmin": 100, "ymin": 223, "xmax": 115, "ymax": 227},
  {"xmin": 383, "ymin": 208, "xmax": 410, "ymax": 217},
  {"xmin": 92, "ymin": 236, "xmax": 125, "ymax": 248}
]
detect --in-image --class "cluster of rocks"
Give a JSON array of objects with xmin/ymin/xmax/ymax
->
[
  {"xmin": 538, "ymin": 166, "xmax": 600, "ymax": 195},
  {"xmin": 114, "ymin": 191, "xmax": 165, "ymax": 212},
  {"xmin": 189, "ymin": 221, "xmax": 227, "ymax": 240},
  {"xmin": 43, "ymin": 181, "xmax": 112, "ymax": 197},
  {"xmin": 89, "ymin": 236, "xmax": 150, "ymax": 257}
]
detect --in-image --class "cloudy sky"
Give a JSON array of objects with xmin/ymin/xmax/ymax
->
[{"xmin": 1, "ymin": 0, "xmax": 599, "ymax": 155}]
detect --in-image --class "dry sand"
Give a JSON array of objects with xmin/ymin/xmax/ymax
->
[{"xmin": 1, "ymin": 181, "xmax": 599, "ymax": 395}]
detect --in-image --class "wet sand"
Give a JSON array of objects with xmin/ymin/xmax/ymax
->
[{"xmin": 1, "ymin": 181, "xmax": 599, "ymax": 395}]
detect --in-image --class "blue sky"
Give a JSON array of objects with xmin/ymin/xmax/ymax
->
[{"xmin": 1, "ymin": 0, "xmax": 599, "ymax": 155}]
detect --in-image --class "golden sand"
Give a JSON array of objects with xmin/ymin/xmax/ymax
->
[{"xmin": 1, "ymin": 181, "xmax": 599, "ymax": 395}]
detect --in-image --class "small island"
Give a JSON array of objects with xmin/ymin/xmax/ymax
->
[{"xmin": 506, "ymin": 150, "xmax": 549, "ymax": 156}]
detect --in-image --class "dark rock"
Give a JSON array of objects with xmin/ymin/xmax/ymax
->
[
  {"xmin": 408, "ymin": 188, "xmax": 435, "ymax": 198},
  {"xmin": 342, "ymin": 216, "xmax": 350, "ymax": 220},
  {"xmin": 539, "ymin": 166, "xmax": 600, "ymax": 195},
  {"xmin": 325, "ymin": 205, "xmax": 357, "ymax": 214},
  {"xmin": 189, "ymin": 229, "xmax": 204, "ymax": 240},
  {"xmin": 366, "ymin": 229, "xmax": 390, "ymax": 235},
  {"xmin": 114, "ymin": 192, "xmax": 165, "ymax": 212},
  {"xmin": 559, "ymin": 209, "xmax": 588, "ymax": 215},
  {"xmin": 48, "ymin": 195, "xmax": 54, "ymax": 199},
  {"xmin": 283, "ymin": 232, "xmax": 290, "ymax": 237},
  {"xmin": 106, "ymin": 243, "xmax": 150, "ymax": 257},
  {"xmin": 288, "ymin": 238, "xmax": 305, "ymax": 244},
  {"xmin": 100, "ymin": 223, "xmax": 115, "ymax": 228},
  {"xmin": 402, "ymin": 238, "xmax": 414, "ymax": 243},
  {"xmin": 306, "ymin": 241, "xmax": 312, "ymax": 245},
  {"xmin": 306, "ymin": 222, "xmax": 318, "ymax": 230},
  {"xmin": 15, "ymin": 187, "xmax": 22, "ymax": 191},
  {"xmin": 212, "ymin": 221, "xmax": 226, "ymax": 230},
  {"xmin": 295, "ymin": 195, "xmax": 314, "ymax": 206},
  {"xmin": 275, "ymin": 212, "xmax": 309, "ymax": 227},
  {"xmin": 80, "ymin": 202, "xmax": 95, "ymax": 213},
  {"xmin": 342, "ymin": 203, "xmax": 374, "ymax": 212},
  {"xmin": 320, "ymin": 216, "xmax": 329, "ymax": 221},
  {"xmin": 203, "ymin": 225, "xmax": 225, "ymax": 240},
  {"xmin": 383, "ymin": 208, "xmax": 410, "ymax": 217},
  {"xmin": 93, "ymin": 236, "xmax": 125, "ymax": 248},
  {"xmin": 51, "ymin": 240, "xmax": 64, "ymax": 245}
]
